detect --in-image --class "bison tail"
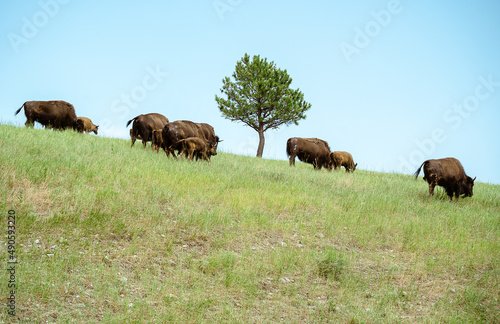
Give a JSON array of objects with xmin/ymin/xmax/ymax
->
[
  {"xmin": 286, "ymin": 138, "xmax": 292, "ymax": 158},
  {"xmin": 14, "ymin": 103, "xmax": 24, "ymax": 116},
  {"xmin": 413, "ymin": 161, "xmax": 426, "ymax": 180},
  {"xmin": 125, "ymin": 117, "xmax": 136, "ymax": 128}
]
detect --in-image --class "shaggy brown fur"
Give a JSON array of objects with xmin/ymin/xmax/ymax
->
[
  {"xmin": 286, "ymin": 137, "xmax": 332, "ymax": 170},
  {"xmin": 414, "ymin": 157, "xmax": 475, "ymax": 201}
]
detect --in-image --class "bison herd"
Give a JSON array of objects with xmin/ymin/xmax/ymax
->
[
  {"xmin": 127, "ymin": 114, "xmax": 221, "ymax": 163},
  {"xmin": 14, "ymin": 100, "xmax": 476, "ymax": 201}
]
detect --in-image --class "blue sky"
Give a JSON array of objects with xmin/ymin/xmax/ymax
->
[{"xmin": 1, "ymin": 1, "xmax": 499, "ymax": 184}]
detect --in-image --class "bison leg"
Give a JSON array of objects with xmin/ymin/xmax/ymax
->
[
  {"xmin": 176, "ymin": 147, "xmax": 185, "ymax": 159},
  {"xmin": 25, "ymin": 119, "xmax": 35, "ymax": 128},
  {"xmin": 426, "ymin": 174, "xmax": 438, "ymax": 198},
  {"xmin": 313, "ymin": 158, "xmax": 321, "ymax": 170},
  {"xmin": 289, "ymin": 154, "xmax": 296, "ymax": 166},
  {"xmin": 202, "ymin": 152, "xmax": 210, "ymax": 163},
  {"xmin": 428, "ymin": 180, "xmax": 438, "ymax": 198},
  {"xmin": 131, "ymin": 137, "xmax": 136, "ymax": 147},
  {"xmin": 161, "ymin": 144, "xmax": 169, "ymax": 156},
  {"xmin": 453, "ymin": 185, "xmax": 461, "ymax": 201},
  {"xmin": 187, "ymin": 148, "xmax": 195, "ymax": 161},
  {"xmin": 446, "ymin": 187, "xmax": 455, "ymax": 201},
  {"xmin": 428, "ymin": 183, "xmax": 435, "ymax": 198},
  {"xmin": 167, "ymin": 146, "xmax": 177, "ymax": 158}
]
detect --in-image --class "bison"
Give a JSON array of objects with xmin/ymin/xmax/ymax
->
[
  {"xmin": 77, "ymin": 117, "xmax": 99, "ymax": 134},
  {"xmin": 286, "ymin": 137, "xmax": 332, "ymax": 170},
  {"xmin": 414, "ymin": 157, "xmax": 475, "ymax": 201},
  {"xmin": 173, "ymin": 137, "xmax": 217, "ymax": 162},
  {"xmin": 15, "ymin": 100, "xmax": 79, "ymax": 130},
  {"xmin": 126, "ymin": 113, "xmax": 169, "ymax": 149},
  {"xmin": 330, "ymin": 151, "xmax": 357, "ymax": 172},
  {"xmin": 162, "ymin": 120, "xmax": 221, "ymax": 158}
]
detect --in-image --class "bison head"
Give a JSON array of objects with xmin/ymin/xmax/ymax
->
[
  {"xmin": 323, "ymin": 155, "xmax": 334, "ymax": 171},
  {"xmin": 209, "ymin": 142, "xmax": 218, "ymax": 156},
  {"xmin": 461, "ymin": 176, "xmax": 476, "ymax": 197}
]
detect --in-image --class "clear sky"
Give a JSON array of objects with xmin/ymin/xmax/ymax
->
[{"xmin": 1, "ymin": 1, "xmax": 499, "ymax": 184}]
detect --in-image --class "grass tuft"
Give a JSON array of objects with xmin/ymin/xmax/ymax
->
[{"xmin": 317, "ymin": 248, "xmax": 346, "ymax": 281}]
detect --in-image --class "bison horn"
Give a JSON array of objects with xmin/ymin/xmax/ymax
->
[{"xmin": 472, "ymin": 177, "xmax": 476, "ymax": 181}]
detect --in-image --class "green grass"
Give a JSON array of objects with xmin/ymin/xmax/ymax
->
[{"xmin": 1, "ymin": 124, "xmax": 499, "ymax": 323}]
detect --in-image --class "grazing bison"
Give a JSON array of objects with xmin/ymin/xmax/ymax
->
[
  {"xmin": 162, "ymin": 120, "xmax": 221, "ymax": 158},
  {"xmin": 330, "ymin": 151, "xmax": 357, "ymax": 172},
  {"xmin": 414, "ymin": 157, "xmax": 475, "ymax": 201},
  {"xmin": 77, "ymin": 117, "xmax": 99, "ymax": 134},
  {"xmin": 15, "ymin": 100, "xmax": 79, "ymax": 130},
  {"xmin": 126, "ymin": 113, "xmax": 169, "ymax": 149},
  {"xmin": 174, "ymin": 137, "xmax": 217, "ymax": 162},
  {"xmin": 286, "ymin": 137, "xmax": 332, "ymax": 170}
]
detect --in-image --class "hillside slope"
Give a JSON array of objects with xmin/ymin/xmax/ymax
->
[{"xmin": 1, "ymin": 124, "xmax": 498, "ymax": 322}]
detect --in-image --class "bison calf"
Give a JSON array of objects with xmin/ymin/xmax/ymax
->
[
  {"xmin": 414, "ymin": 157, "xmax": 475, "ymax": 201},
  {"xmin": 77, "ymin": 117, "xmax": 99, "ymax": 134},
  {"xmin": 173, "ymin": 137, "xmax": 217, "ymax": 163},
  {"xmin": 161, "ymin": 120, "xmax": 221, "ymax": 158},
  {"xmin": 330, "ymin": 151, "xmax": 357, "ymax": 172}
]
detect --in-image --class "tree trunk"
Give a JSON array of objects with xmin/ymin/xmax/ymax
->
[{"xmin": 256, "ymin": 127, "xmax": 265, "ymax": 158}]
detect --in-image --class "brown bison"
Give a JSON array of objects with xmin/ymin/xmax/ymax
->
[
  {"xmin": 126, "ymin": 113, "xmax": 169, "ymax": 149},
  {"xmin": 286, "ymin": 137, "xmax": 332, "ymax": 170},
  {"xmin": 174, "ymin": 137, "xmax": 217, "ymax": 162},
  {"xmin": 15, "ymin": 100, "xmax": 79, "ymax": 130},
  {"xmin": 162, "ymin": 120, "xmax": 221, "ymax": 158},
  {"xmin": 77, "ymin": 117, "xmax": 99, "ymax": 134},
  {"xmin": 414, "ymin": 157, "xmax": 475, "ymax": 201},
  {"xmin": 330, "ymin": 151, "xmax": 357, "ymax": 172}
]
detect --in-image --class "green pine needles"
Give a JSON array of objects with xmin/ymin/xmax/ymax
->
[{"xmin": 216, "ymin": 53, "xmax": 311, "ymax": 157}]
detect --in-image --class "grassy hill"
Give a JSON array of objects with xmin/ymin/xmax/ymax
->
[{"xmin": 1, "ymin": 124, "xmax": 498, "ymax": 323}]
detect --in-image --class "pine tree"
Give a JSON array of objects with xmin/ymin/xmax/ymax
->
[{"xmin": 216, "ymin": 53, "xmax": 311, "ymax": 157}]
